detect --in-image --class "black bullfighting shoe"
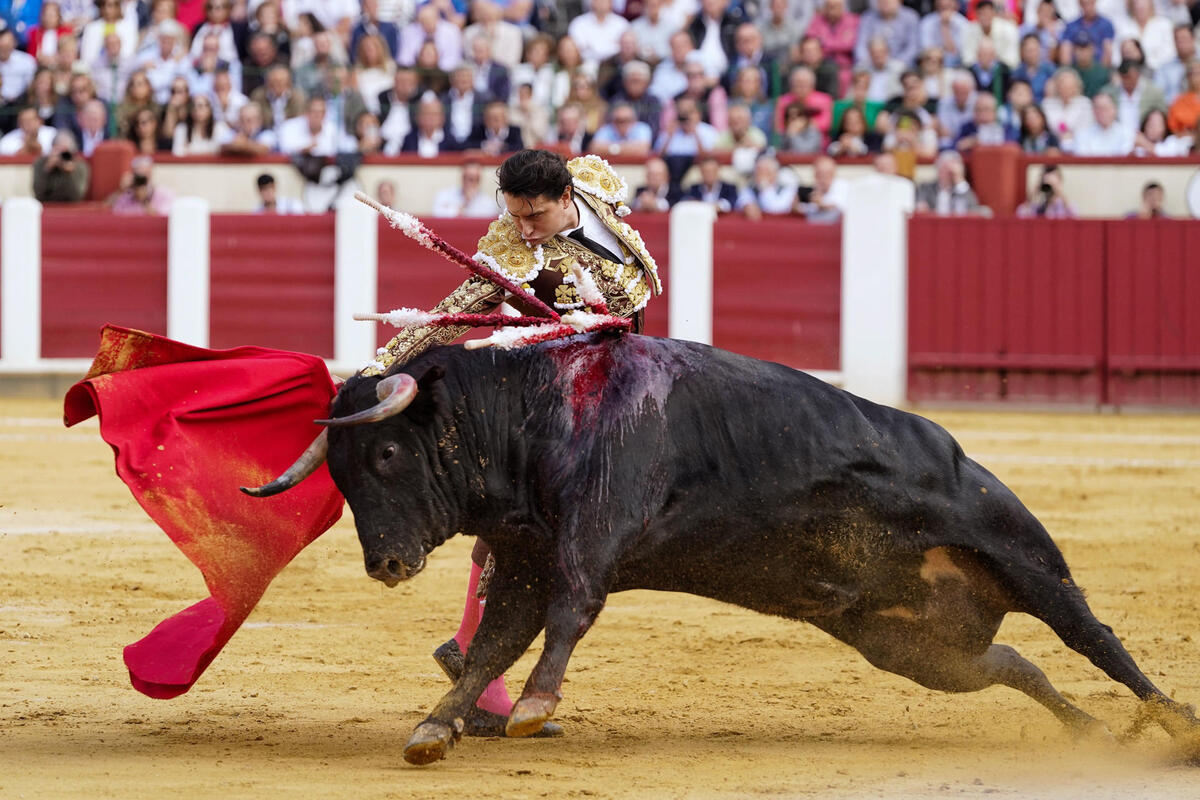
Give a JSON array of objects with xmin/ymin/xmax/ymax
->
[
  {"xmin": 462, "ymin": 706, "xmax": 565, "ymax": 738},
  {"xmin": 433, "ymin": 639, "xmax": 465, "ymax": 682}
]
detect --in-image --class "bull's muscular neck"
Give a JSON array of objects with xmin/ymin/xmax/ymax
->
[
  {"xmin": 432, "ymin": 360, "xmax": 541, "ymax": 543},
  {"xmin": 413, "ymin": 336, "xmax": 698, "ymax": 548}
]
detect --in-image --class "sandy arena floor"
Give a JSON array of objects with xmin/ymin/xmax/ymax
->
[{"xmin": 2, "ymin": 396, "xmax": 1199, "ymax": 799}]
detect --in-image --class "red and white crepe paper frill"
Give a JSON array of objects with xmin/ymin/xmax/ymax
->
[
  {"xmin": 463, "ymin": 311, "xmax": 631, "ymax": 351},
  {"xmin": 355, "ymin": 301, "xmax": 632, "ymax": 352},
  {"xmin": 354, "ymin": 308, "xmax": 556, "ymax": 329}
]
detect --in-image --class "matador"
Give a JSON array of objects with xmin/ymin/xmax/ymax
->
[{"xmin": 365, "ymin": 149, "xmax": 662, "ymax": 737}]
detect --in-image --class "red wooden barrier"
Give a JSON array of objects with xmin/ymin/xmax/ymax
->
[
  {"xmin": 41, "ymin": 211, "xmax": 168, "ymax": 358},
  {"xmin": 1106, "ymin": 221, "xmax": 1200, "ymax": 406},
  {"xmin": 909, "ymin": 217, "xmax": 1200, "ymax": 407},
  {"xmin": 209, "ymin": 213, "xmax": 336, "ymax": 356},
  {"xmin": 712, "ymin": 218, "xmax": 840, "ymax": 371},
  {"xmin": 632, "ymin": 215, "xmax": 671, "ymax": 339},
  {"xmin": 908, "ymin": 217, "xmax": 1106, "ymax": 404}
]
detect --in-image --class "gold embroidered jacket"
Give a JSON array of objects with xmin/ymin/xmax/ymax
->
[{"xmin": 367, "ymin": 155, "xmax": 662, "ymax": 375}]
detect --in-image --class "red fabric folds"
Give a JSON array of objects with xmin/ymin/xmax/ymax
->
[{"xmin": 64, "ymin": 325, "xmax": 344, "ymax": 698}]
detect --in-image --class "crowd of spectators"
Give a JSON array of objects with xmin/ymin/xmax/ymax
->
[{"xmin": 0, "ymin": 0, "xmax": 1198, "ymax": 215}]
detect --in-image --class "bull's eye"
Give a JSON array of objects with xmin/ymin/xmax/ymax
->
[{"xmin": 381, "ymin": 445, "xmax": 396, "ymax": 461}]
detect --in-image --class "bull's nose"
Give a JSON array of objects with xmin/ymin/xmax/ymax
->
[{"xmin": 366, "ymin": 555, "xmax": 425, "ymax": 587}]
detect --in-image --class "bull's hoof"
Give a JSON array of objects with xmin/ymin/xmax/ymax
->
[
  {"xmin": 463, "ymin": 706, "xmax": 564, "ymax": 738},
  {"xmin": 505, "ymin": 694, "xmax": 559, "ymax": 738},
  {"xmin": 432, "ymin": 639, "xmax": 465, "ymax": 683},
  {"xmin": 403, "ymin": 718, "xmax": 462, "ymax": 766}
]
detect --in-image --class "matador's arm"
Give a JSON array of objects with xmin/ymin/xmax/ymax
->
[{"xmin": 361, "ymin": 276, "xmax": 506, "ymax": 376}]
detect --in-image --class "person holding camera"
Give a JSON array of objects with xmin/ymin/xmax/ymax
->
[
  {"xmin": 108, "ymin": 155, "xmax": 175, "ymax": 215},
  {"xmin": 653, "ymin": 96, "xmax": 717, "ymax": 194},
  {"xmin": 654, "ymin": 95, "xmax": 718, "ymax": 157},
  {"xmin": 33, "ymin": 130, "xmax": 90, "ymax": 202},
  {"xmin": 779, "ymin": 101, "xmax": 823, "ymax": 153},
  {"xmin": 1016, "ymin": 164, "xmax": 1077, "ymax": 218}
]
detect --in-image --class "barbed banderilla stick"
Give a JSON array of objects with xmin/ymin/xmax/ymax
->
[{"xmin": 352, "ymin": 191, "xmax": 560, "ymax": 321}]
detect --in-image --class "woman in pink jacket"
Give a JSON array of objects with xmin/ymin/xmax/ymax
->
[{"xmin": 807, "ymin": 0, "xmax": 860, "ymax": 98}]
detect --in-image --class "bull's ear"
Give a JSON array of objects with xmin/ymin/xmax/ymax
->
[
  {"xmin": 416, "ymin": 365, "xmax": 445, "ymax": 390},
  {"xmin": 405, "ymin": 366, "xmax": 446, "ymax": 426}
]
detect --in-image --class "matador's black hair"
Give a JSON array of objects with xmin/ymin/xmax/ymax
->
[{"xmin": 496, "ymin": 149, "xmax": 572, "ymax": 201}]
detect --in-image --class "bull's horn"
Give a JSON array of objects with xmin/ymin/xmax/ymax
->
[
  {"xmin": 240, "ymin": 429, "xmax": 329, "ymax": 498},
  {"xmin": 315, "ymin": 373, "xmax": 418, "ymax": 428}
]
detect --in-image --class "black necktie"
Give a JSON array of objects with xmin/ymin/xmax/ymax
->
[{"xmin": 567, "ymin": 228, "xmax": 623, "ymax": 266}]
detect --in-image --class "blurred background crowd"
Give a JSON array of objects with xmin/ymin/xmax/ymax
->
[{"xmin": 1, "ymin": 0, "xmax": 1196, "ymax": 216}]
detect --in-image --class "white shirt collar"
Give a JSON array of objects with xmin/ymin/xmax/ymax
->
[{"xmin": 561, "ymin": 196, "xmax": 626, "ymax": 263}]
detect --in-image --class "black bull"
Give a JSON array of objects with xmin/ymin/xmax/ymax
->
[{"xmin": 322, "ymin": 333, "xmax": 1198, "ymax": 765}]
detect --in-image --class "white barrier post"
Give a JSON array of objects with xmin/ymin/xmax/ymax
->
[
  {"xmin": 840, "ymin": 175, "xmax": 915, "ymax": 406},
  {"xmin": 1, "ymin": 198, "xmax": 43, "ymax": 368},
  {"xmin": 668, "ymin": 201, "xmax": 716, "ymax": 344},
  {"xmin": 167, "ymin": 197, "xmax": 210, "ymax": 347},
  {"xmin": 335, "ymin": 196, "xmax": 378, "ymax": 368}
]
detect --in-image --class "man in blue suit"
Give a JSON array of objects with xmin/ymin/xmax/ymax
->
[
  {"xmin": 468, "ymin": 100, "xmax": 524, "ymax": 154},
  {"xmin": 683, "ymin": 155, "xmax": 738, "ymax": 213},
  {"xmin": 349, "ymin": 0, "xmax": 401, "ymax": 59},
  {"xmin": 467, "ymin": 36, "xmax": 512, "ymax": 105}
]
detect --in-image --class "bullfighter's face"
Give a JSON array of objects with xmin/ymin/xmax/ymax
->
[{"xmin": 504, "ymin": 186, "xmax": 576, "ymax": 247}]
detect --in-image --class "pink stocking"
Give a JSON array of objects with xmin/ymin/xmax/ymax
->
[
  {"xmin": 452, "ymin": 562, "xmax": 515, "ymax": 715},
  {"xmin": 451, "ymin": 561, "xmax": 484, "ymax": 649},
  {"xmin": 475, "ymin": 674, "xmax": 514, "ymax": 715}
]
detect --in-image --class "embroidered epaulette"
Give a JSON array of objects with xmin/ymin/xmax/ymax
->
[
  {"xmin": 567, "ymin": 154, "xmax": 632, "ymax": 215},
  {"xmin": 574, "ymin": 191, "xmax": 662, "ymax": 297},
  {"xmin": 473, "ymin": 214, "xmax": 545, "ymax": 286}
]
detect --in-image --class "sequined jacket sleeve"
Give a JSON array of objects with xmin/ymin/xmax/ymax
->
[{"xmin": 361, "ymin": 276, "xmax": 505, "ymax": 376}]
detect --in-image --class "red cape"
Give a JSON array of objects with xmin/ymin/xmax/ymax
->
[{"xmin": 64, "ymin": 326, "xmax": 344, "ymax": 698}]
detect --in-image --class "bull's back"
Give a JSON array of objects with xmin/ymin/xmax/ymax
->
[
  {"xmin": 603, "ymin": 339, "xmax": 1060, "ymax": 606},
  {"xmin": 656, "ymin": 341, "xmax": 966, "ymax": 515}
]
